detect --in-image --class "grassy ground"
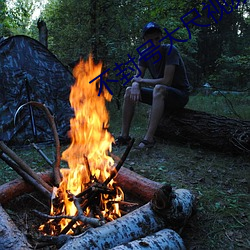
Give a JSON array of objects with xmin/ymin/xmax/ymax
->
[{"xmin": 0, "ymin": 93, "xmax": 249, "ymax": 249}]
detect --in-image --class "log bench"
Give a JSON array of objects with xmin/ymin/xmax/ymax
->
[{"xmin": 155, "ymin": 108, "xmax": 250, "ymax": 154}]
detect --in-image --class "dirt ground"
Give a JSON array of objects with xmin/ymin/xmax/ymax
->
[{"xmin": 1, "ymin": 138, "xmax": 249, "ymax": 249}]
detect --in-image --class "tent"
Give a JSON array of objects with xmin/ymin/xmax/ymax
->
[{"xmin": 0, "ymin": 35, "xmax": 75, "ymax": 145}]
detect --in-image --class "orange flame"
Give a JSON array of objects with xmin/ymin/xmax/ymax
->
[{"xmin": 43, "ymin": 55, "xmax": 123, "ymax": 234}]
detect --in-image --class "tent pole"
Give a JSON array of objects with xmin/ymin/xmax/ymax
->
[{"xmin": 24, "ymin": 78, "xmax": 38, "ymax": 142}]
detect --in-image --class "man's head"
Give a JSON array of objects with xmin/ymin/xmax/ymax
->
[{"xmin": 142, "ymin": 22, "xmax": 162, "ymax": 46}]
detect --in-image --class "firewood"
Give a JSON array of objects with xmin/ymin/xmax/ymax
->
[
  {"xmin": 0, "ymin": 141, "xmax": 52, "ymax": 193},
  {"xmin": 110, "ymin": 228, "xmax": 186, "ymax": 250},
  {"xmin": 0, "ymin": 167, "xmax": 159, "ymax": 205},
  {"xmin": 0, "ymin": 152, "xmax": 51, "ymax": 199},
  {"xmin": 0, "ymin": 204, "xmax": 32, "ymax": 249},
  {"xmin": 59, "ymin": 186, "xmax": 195, "ymax": 250},
  {"xmin": 156, "ymin": 108, "xmax": 250, "ymax": 154},
  {"xmin": 115, "ymin": 167, "xmax": 162, "ymax": 202},
  {"xmin": 0, "ymin": 171, "xmax": 53, "ymax": 204}
]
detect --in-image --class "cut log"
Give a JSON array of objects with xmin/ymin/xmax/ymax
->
[
  {"xmin": 0, "ymin": 167, "xmax": 159, "ymax": 205},
  {"xmin": 0, "ymin": 204, "xmax": 32, "ymax": 249},
  {"xmin": 0, "ymin": 171, "xmax": 53, "ymax": 205},
  {"xmin": 155, "ymin": 108, "xmax": 250, "ymax": 154},
  {"xmin": 114, "ymin": 166, "xmax": 162, "ymax": 202},
  {"xmin": 110, "ymin": 228, "xmax": 186, "ymax": 250},
  {"xmin": 59, "ymin": 186, "xmax": 195, "ymax": 250}
]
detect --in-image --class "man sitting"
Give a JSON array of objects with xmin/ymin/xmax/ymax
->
[{"xmin": 116, "ymin": 22, "xmax": 191, "ymax": 148}]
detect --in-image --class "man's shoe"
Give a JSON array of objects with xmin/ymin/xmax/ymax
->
[{"xmin": 114, "ymin": 136, "xmax": 132, "ymax": 146}]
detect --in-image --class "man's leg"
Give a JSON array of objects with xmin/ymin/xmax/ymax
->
[
  {"xmin": 139, "ymin": 85, "xmax": 166, "ymax": 147},
  {"xmin": 120, "ymin": 87, "xmax": 136, "ymax": 138}
]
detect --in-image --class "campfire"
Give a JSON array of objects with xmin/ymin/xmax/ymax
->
[
  {"xmin": 39, "ymin": 55, "xmax": 127, "ymax": 236},
  {"xmin": 0, "ymin": 55, "xmax": 196, "ymax": 249}
]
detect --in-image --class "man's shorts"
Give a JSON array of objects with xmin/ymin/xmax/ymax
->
[{"xmin": 140, "ymin": 87, "xmax": 189, "ymax": 112}]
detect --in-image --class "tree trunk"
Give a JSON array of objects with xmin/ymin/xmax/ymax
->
[
  {"xmin": 156, "ymin": 108, "xmax": 250, "ymax": 154},
  {"xmin": 0, "ymin": 204, "xmax": 32, "ymax": 249},
  {"xmin": 37, "ymin": 19, "xmax": 48, "ymax": 47}
]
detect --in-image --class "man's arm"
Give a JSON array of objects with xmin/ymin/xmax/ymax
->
[
  {"xmin": 129, "ymin": 66, "xmax": 146, "ymax": 102},
  {"xmin": 133, "ymin": 64, "xmax": 176, "ymax": 87}
]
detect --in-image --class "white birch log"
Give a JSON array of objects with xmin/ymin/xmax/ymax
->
[
  {"xmin": 60, "ymin": 186, "xmax": 195, "ymax": 250},
  {"xmin": 0, "ymin": 204, "xmax": 32, "ymax": 250},
  {"xmin": 110, "ymin": 228, "xmax": 186, "ymax": 250}
]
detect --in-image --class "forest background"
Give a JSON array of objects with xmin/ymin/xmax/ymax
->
[{"xmin": 1, "ymin": 0, "xmax": 250, "ymax": 97}]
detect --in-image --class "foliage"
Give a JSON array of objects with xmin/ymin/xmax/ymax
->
[{"xmin": 2, "ymin": 0, "xmax": 250, "ymax": 95}]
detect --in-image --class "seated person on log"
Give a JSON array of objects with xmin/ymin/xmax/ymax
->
[{"xmin": 115, "ymin": 22, "xmax": 191, "ymax": 149}]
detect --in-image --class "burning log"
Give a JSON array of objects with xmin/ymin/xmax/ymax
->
[
  {"xmin": 156, "ymin": 108, "xmax": 250, "ymax": 154},
  {"xmin": 0, "ymin": 204, "xmax": 32, "ymax": 249},
  {"xmin": 110, "ymin": 228, "xmax": 185, "ymax": 250},
  {"xmin": 59, "ymin": 185, "xmax": 195, "ymax": 250}
]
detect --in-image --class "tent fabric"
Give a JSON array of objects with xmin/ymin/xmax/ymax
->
[{"xmin": 0, "ymin": 35, "xmax": 74, "ymax": 144}]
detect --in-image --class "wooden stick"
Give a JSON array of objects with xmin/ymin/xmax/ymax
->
[
  {"xmin": 104, "ymin": 138, "xmax": 135, "ymax": 186},
  {"xmin": 0, "ymin": 152, "xmax": 51, "ymax": 199},
  {"xmin": 0, "ymin": 141, "xmax": 52, "ymax": 193}
]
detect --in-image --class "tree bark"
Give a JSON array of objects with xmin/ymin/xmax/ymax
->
[
  {"xmin": 0, "ymin": 167, "xmax": 160, "ymax": 205},
  {"xmin": 0, "ymin": 171, "xmax": 53, "ymax": 205},
  {"xmin": 155, "ymin": 108, "xmax": 250, "ymax": 154},
  {"xmin": 114, "ymin": 166, "xmax": 162, "ymax": 203},
  {"xmin": 0, "ymin": 204, "xmax": 32, "ymax": 249},
  {"xmin": 110, "ymin": 228, "xmax": 185, "ymax": 250},
  {"xmin": 59, "ymin": 187, "xmax": 194, "ymax": 250}
]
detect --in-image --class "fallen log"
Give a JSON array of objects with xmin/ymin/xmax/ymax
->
[
  {"xmin": 155, "ymin": 108, "xmax": 250, "ymax": 154},
  {"xmin": 0, "ymin": 204, "xmax": 32, "ymax": 249},
  {"xmin": 110, "ymin": 228, "xmax": 185, "ymax": 250},
  {"xmin": 59, "ymin": 186, "xmax": 195, "ymax": 250}
]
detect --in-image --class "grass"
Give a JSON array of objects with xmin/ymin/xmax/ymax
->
[{"xmin": 0, "ymin": 93, "xmax": 249, "ymax": 249}]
